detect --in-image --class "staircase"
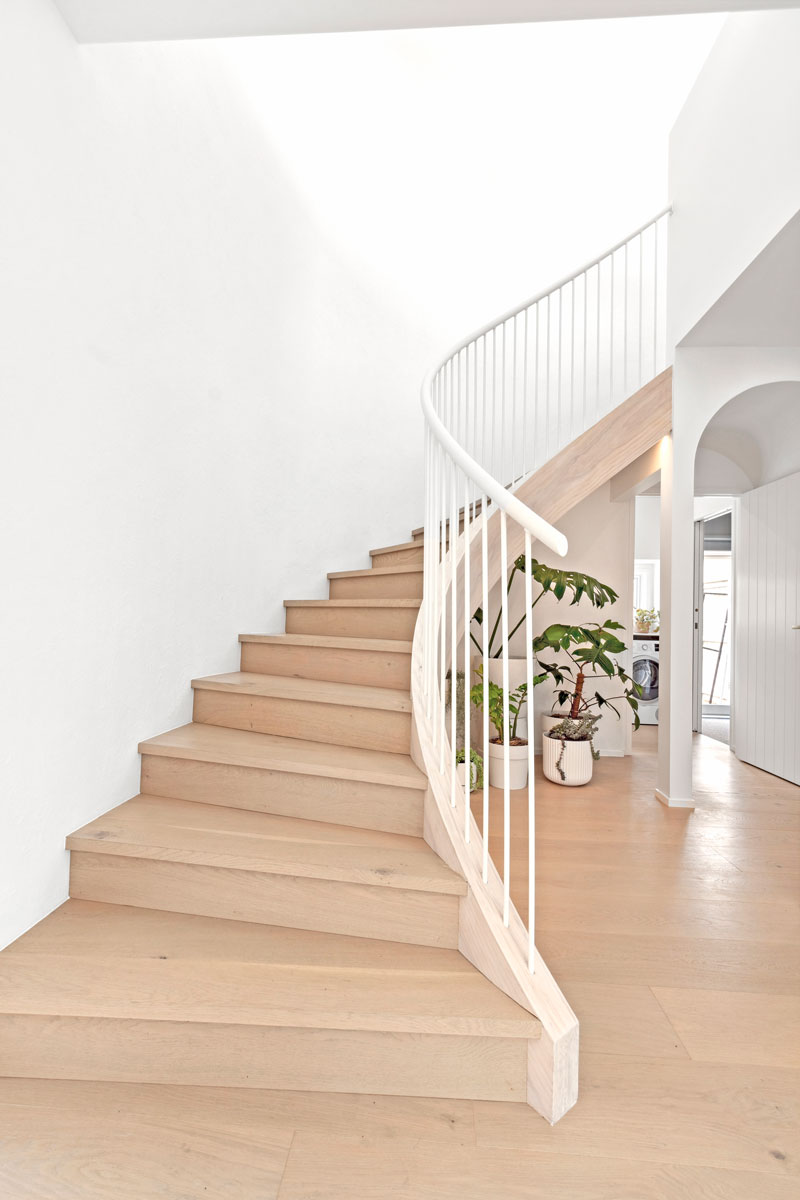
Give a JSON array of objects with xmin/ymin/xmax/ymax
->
[
  {"xmin": 0, "ymin": 211, "xmax": 674, "ymax": 1124},
  {"xmin": 0, "ymin": 543, "xmax": 542, "ymax": 1104}
]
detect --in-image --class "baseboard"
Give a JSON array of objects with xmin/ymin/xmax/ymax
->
[{"xmin": 654, "ymin": 787, "xmax": 695, "ymax": 810}]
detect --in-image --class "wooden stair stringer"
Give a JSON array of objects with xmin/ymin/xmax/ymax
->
[{"xmin": 409, "ymin": 708, "xmax": 578, "ymax": 1125}]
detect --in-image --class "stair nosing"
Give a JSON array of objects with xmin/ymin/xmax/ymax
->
[
  {"xmin": 237, "ymin": 633, "xmax": 412, "ymax": 653},
  {"xmin": 369, "ymin": 541, "xmax": 423, "ymax": 557},
  {"xmin": 284, "ymin": 599, "xmax": 421, "ymax": 608},
  {"xmin": 327, "ymin": 566, "xmax": 424, "ymax": 580}
]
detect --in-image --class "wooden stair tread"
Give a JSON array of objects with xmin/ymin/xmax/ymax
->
[
  {"xmin": 327, "ymin": 566, "xmax": 423, "ymax": 580},
  {"xmin": 284, "ymin": 599, "xmax": 421, "ymax": 608},
  {"xmin": 67, "ymin": 795, "xmax": 464, "ymax": 894},
  {"xmin": 369, "ymin": 540, "xmax": 422, "ymax": 557},
  {"xmin": 237, "ymin": 633, "xmax": 412, "ymax": 654},
  {"xmin": 0, "ymin": 902, "xmax": 541, "ymax": 1039},
  {"xmin": 139, "ymin": 724, "xmax": 427, "ymax": 790},
  {"xmin": 191, "ymin": 671, "xmax": 411, "ymax": 713}
]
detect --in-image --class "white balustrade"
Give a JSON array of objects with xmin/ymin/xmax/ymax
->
[{"xmin": 413, "ymin": 209, "xmax": 670, "ymax": 977}]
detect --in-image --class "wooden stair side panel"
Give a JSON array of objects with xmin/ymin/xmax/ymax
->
[
  {"xmin": 369, "ymin": 541, "xmax": 424, "ymax": 567},
  {"xmin": 69, "ymin": 852, "xmax": 461, "ymax": 948},
  {"xmin": 191, "ymin": 674, "xmax": 412, "ymax": 755},
  {"xmin": 238, "ymin": 634, "xmax": 412, "ymax": 691},
  {"xmin": 327, "ymin": 566, "xmax": 424, "ymax": 600},
  {"xmin": 0, "ymin": 1014, "xmax": 528, "ymax": 1101},
  {"xmin": 140, "ymin": 752, "xmax": 425, "ymax": 836},
  {"xmin": 284, "ymin": 600, "xmax": 420, "ymax": 640}
]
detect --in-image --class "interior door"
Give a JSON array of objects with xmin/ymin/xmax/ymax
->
[{"xmin": 733, "ymin": 471, "xmax": 800, "ymax": 785}]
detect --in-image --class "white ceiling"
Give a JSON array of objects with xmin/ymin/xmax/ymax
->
[
  {"xmin": 681, "ymin": 210, "xmax": 800, "ymax": 347},
  {"xmin": 51, "ymin": 1, "xmax": 797, "ymax": 43},
  {"xmin": 695, "ymin": 381, "xmax": 800, "ymax": 493}
]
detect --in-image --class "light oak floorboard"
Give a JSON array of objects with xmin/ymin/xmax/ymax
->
[
  {"xmin": 277, "ymin": 1132, "xmax": 798, "ymax": 1199},
  {"xmin": 652, "ymin": 988, "xmax": 800, "ymax": 1067}
]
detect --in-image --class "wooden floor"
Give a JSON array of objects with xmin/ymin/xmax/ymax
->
[{"xmin": 1, "ymin": 729, "xmax": 798, "ymax": 1199}]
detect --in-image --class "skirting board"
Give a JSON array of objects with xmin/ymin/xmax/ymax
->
[{"xmin": 654, "ymin": 787, "xmax": 695, "ymax": 810}]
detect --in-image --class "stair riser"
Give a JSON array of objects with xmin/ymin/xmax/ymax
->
[
  {"xmin": 192, "ymin": 689, "xmax": 411, "ymax": 755},
  {"xmin": 140, "ymin": 754, "xmax": 424, "ymax": 836},
  {"xmin": 371, "ymin": 547, "xmax": 424, "ymax": 567},
  {"xmin": 239, "ymin": 641, "xmax": 411, "ymax": 691},
  {"xmin": 328, "ymin": 573, "xmax": 423, "ymax": 600},
  {"xmin": 69, "ymin": 854, "xmax": 459, "ymax": 948},
  {"xmin": 0, "ymin": 1014, "xmax": 527, "ymax": 1100},
  {"xmin": 286, "ymin": 607, "xmax": 418, "ymax": 640}
]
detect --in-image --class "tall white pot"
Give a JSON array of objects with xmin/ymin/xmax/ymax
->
[{"xmin": 487, "ymin": 741, "xmax": 529, "ymax": 790}]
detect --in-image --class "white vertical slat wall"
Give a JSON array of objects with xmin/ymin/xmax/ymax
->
[{"xmin": 733, "ymin": 470, "xmax": 800, "ymax": 786}]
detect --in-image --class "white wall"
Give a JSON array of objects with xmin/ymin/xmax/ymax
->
[
  {"xmin": 0, "ymin": 0, "xmax": 723, "ymax": 947},
  {"xmin": 634, "ymin": 496, "xmax": 660, "ymax": 559},
  {"xmin": 668, "ymin": 10, "xmax": 800, "ymax": 347}
]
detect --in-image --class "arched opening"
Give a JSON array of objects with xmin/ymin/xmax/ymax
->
[{"xmin": 691, "ymin": 380, "xmax": 800, "ymax": 782}]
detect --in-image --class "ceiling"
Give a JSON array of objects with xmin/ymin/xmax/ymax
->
[
  {"xmin": 51, "ymin": 1, "xmax": 794, "ymax": 43},
  {"xmin": 681, "ymin": 210, "xmax": 800, "ymax": 347},
  {"xmin": 695, "ymin": 381, "xmax": 800, "ymax": 493}
]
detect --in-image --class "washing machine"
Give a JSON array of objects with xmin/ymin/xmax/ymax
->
[{"xmin": 632, "ymin": 635, "xmax": 659, "ymax": 724}]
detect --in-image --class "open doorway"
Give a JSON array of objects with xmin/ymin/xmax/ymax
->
[{"xmin": 692, "ymin": 508, "xmax": 732, "ymax": 744}]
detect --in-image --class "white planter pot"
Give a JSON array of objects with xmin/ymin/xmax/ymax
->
[
  {"xmin": 456, "ymin": 760, "xmax": 479, "ymax": 792},
  {"xmin": 487, "ymin": 741, "xmax": 529, "ymax": 790},
  {"xmin": 542, "ymin": 734, "xmax": 594, "ymax": 786}
]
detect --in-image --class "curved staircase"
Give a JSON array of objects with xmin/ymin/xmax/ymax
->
[{"xmin": 0, "ymin": 211, "xmax": 673, "ymax": 1124}]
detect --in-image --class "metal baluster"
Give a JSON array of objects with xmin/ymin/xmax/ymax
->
[{"xmin": 500, "ymin": 511, "xmax": 510, "ymax": 927}]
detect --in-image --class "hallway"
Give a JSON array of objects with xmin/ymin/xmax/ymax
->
[{"xmin": 0, "ymin": 730, "xmax": 797, "ymax": 1198}]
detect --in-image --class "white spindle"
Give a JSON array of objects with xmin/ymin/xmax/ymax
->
[
  {"xmin": 524, "ymin": 529, "xmax": 535, "ymax": 972},
  {"xmin": 500, "ymin": 510, "xmax": 510, "ymax": 928}
]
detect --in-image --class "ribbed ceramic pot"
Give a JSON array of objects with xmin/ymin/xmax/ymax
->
[{"xmin": 542, "ymin": 734, "xmax": 594, "ymax": 786}]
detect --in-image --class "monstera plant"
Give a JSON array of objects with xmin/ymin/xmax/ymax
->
[
  {"xmin": 533, "ymin": 618, "xmax": 641, "ymax": 726},
  {"xmin": 470, "ymin": 558, "xmax": 619, "ymax": 657}
]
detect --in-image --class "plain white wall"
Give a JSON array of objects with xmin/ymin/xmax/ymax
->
[
  {"xmin": 668, "ymin": 9, "xmax": 800, "ymax": 347},
  {"xmin": 0, "ymin": 0, "xmax": 722, "ymax": 947},
  {"xmin": 634, "ymin": 496, "xmax": 660, "ymax": 559}
]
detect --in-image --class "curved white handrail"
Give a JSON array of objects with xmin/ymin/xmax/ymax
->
[
  {"xmin": 420, "ymin": 382, "xmax": 568, "ymax": 557},
  {"xmin": 412, "ymin": 209, "xmax": 671, "ymax": 1124}
]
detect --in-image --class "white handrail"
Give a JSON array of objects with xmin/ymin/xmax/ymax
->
[
  {"xmin": 411, "ymin": 208, "xmax": 671, "ymax": 1123},
  {"xmin": 420, "ymin": 383, "xmax": 568, "ymax": 557},
  {"xmin": 431, "ymin": 204, "xmax": 673, "ymax": 368}
]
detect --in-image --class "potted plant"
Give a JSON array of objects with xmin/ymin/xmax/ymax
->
[
  {"xmin": 470, "ymin": 558, "xmax": 619, "ymax": 726},
  {"xmin": 455, "ymin": 747, "xmax": 483, "ymax": 792},
  {"xmin": 470, "ymin": 669, "xmax": 529, "ymax": 790},
  {"xmin": 533, "ymin": 619, "xmax": 642, "ymax": 786},
  {"xmin": 542, "ymin": 714, "xmax": 600, "ymax": 786},
  {"xmin": 634, "ymin": 607, "xmax": 659, "ymax": 634}
]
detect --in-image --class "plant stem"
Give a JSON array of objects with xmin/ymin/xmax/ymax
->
[{"xmin": 569, "ymin": 671, "xmax": 585, "ymax": 719}]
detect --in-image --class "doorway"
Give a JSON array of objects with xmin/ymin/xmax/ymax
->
[{"xmin": 692, "ymin": 508, "xmax": 732, "ymax": 744}]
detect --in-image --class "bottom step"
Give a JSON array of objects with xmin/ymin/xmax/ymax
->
[{"xmin": 0, "ymin": 902, "xmax": 539, "ymax": 1101}]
